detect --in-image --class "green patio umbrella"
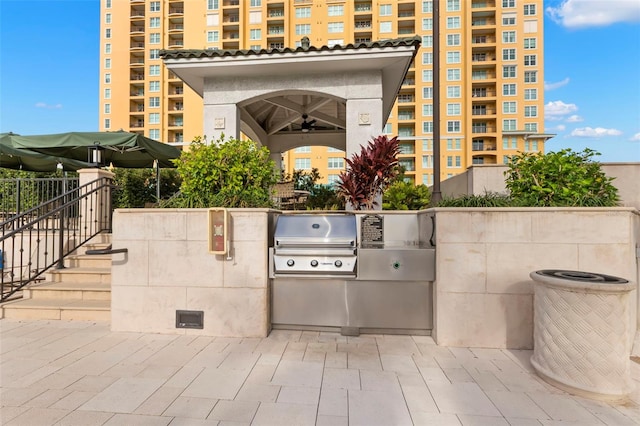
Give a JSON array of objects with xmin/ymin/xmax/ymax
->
[
  {"xmin": 9, "ymin": 131, "xmax": 181, "ymax": 169},
  {"xmin": 0, "ymin": 133, "xmax": 92, "ymax": 171}
]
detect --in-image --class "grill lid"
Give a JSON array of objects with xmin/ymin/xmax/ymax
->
[{"xmin": 274, "ymin": 214, "xmax": 357, "ymax": 248}]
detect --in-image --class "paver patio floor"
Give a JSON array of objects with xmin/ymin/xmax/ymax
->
[{"xmin": 2, "ymin": 319, "xmax": 640, "ymax": 425}]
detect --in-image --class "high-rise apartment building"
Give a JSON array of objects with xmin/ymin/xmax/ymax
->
[{"xmin": 100, "ymin": 0, "xmax": 549, "ymax": 185}]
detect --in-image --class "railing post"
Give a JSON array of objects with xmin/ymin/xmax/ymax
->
[{"xmin": 77, "ymin": 168, "xmax": 115, "ymax": 236}]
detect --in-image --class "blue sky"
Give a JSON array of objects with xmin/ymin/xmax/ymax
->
[{"xmin": 1, "ymin": 0, "xmax": 639, "ymax": 162}]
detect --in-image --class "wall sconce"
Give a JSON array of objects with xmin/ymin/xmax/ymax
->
[{"xmin": 88, "ymin": 141, "xmax": 105, "ymax": 167}]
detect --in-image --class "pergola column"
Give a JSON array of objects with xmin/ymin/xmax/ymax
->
[
  {"xmin": 345, "ymin": 98, "xmax": 384, "ymax": 158},
  {"xmin": 203, "ymin": 104, "xmax": 241, "ymax": 143}
]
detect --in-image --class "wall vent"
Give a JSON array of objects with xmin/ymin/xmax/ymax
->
[{"xmin": 176, "ymin": 310, "xmax": 204, "ymax": 329}]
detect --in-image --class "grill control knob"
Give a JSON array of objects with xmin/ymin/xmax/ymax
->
[
  {"xmin": 287, "ymin": 259, "xmax": 295, "ymax": 267},
  {"xmin": 310, "ymin": 260, "xmax": 319, "ymax": 267},
  {"xmin": 334, "ymin": 260, "xmax": 343, "ymax": 268}
]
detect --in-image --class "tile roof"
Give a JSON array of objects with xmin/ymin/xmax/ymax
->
[{"xmin": 160, "ymin": 36, "xmax": 422, "ymax": 60}]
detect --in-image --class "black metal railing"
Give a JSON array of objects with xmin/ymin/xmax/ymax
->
[
  {"xmin": 1, "ymin": 178, "xmax": 80, "ymax": 222},
  {"xmin": 0, "ymin": 177, "xmax": 113, "ymax": 302}
]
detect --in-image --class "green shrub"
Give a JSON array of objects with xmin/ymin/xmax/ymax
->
[
  {"xmin": 383, "ymin": 180, "xmax": 431, "ymax": 210},
  {"xmin": 113, "ymin": 168, "xmax": 181, "ymax": 208},
  {"xmin": 436, "ymin": 192, "xmax": 514, "ymax": 207},
  {"xmin": 172, "ymin": 136, "xmax": 278, "ymax": 208},
  {"xmin": 504, "ymin": 148, "xmax": 619, "ymax": 207}
]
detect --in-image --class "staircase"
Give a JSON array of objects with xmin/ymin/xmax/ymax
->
[{"xmin": 0, "ymin": 233, "xmax": 112, "ymax": 321}]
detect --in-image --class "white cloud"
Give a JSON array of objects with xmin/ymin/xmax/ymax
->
[
  {"xmin": 630, "ymin": 133, "xmax": 640, "ymax": 141},
  {"xmin": 545, "ymin": 100, "xmax": 578, "ymax": 120},
  {"xmin": 566, "ymin": 115, "xmax": 584, "ymax": 123},
  {"xmin": 35, "ymin": 102, "xmax": 63, "ymax": 109},
  {"xmin": 544, "ymin": 78, "xmax": 570, "ymax": 91},
  {"xmin": 546, "ymin": 0, "xmax": 640, "ymax": 28},
  {"xmin": 570, "ymin": 127, "xmax": 623, "ymax": 138},
  {"xmin": 556, "ymin": 125, "xmax": 567, "ymax": 132}
]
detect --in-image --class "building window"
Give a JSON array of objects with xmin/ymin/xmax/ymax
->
[
  {"xmin": 502, "ymin": 31, "xmax": 516, "ymax": 43},
  {"xmin": 383, "ymin": 123, "xmax": 392, "ymax": 134},
  {"xmin": 503, "ymin": 119, "xmax": 517, "ymax": 131},
  {"xmin": 524, "ymin": 37, "xmax": 536, "ymax": 49},
  {"xmin": 106, "ymin": 0, "xmax": 111, "ymax": 8},
  {"xmin": 503, "ymin": 101, "xmax": 517, "ymax": 114},
  {"xmin": 149, "ymin": 97, "xmax": 160, "ymax": 108},
  {"xmin": 447, "ymin": 138, "xmax": 461, "ymax": 150},
  {"xmin": 149, "ymin": 65, "xmax": 160, "ymax": 76},
  {"xmin": 150, "ymin": 49, "xmax": 160, "ymax": 59},
  {"xmin": 422, "ymin": 70, "xmax": 433, "ymax": 82},
  {"xmin": 105, "ymin": 28, "xmax": 111, "ymax": 39},
  {"xmin": 105, "ymin": 43, "xmax": 111, "ymax": 54},
  {"xmin": 150, "ymin": 1, "xmax": 160, "ymax": 12},
  {"xmin": 447, "ymin": 0, "xmax": 460, "ymax": 11},
  {"xmin": 502, "ymin": 48, "xmax": 516, "ymax": 61},
  {"xmin": 295, "ymin": 7, "xmax": 311, "ymax": 18},
  {"xmin": 328, "ymin": 39, "xmax": 343, "ymax": 47},
  {"xmin": 380, "ymin": 4, "xmax": 392, "ymax": 16},
  {"xmin": 207, "ymin": 0, "xmax": 219, "ymax": 10},
  {"xmin": 422, "ymin": 155, "xmax": 433, "ymax": 168},
  {"xmin": 524, "ymin": 70, "xmax": 537, "ymax": 83},
  {"xmin": 503, "ymin": 65, "xmax": 516, "ymax": 78},
  {"xmin": 422, "ymin": 139, "xmax": 433, "ymax": 151},
  {"xmin": 524, "ymin": 55, "xmax": 537, "ymax": 66},
  {"xmin": 422, "ymin": 35, "xmax": 433, "ymax": 47},
  {"xmin": 446, "ymin": 156, "xmax": 453, "ymax": 167},
  {"xmin": 503, "ymin": 83, "xmax": 516, "ymax": 96},
  {"xmin": 328, "ymin": 5, "xmax": 343, "ymax": 16},
  {"xmin": 524, "ymin": 20, "xmax": 538, "ymax": 33},
  {"xmin": 447, "ymin": 69, "xmax": 461, "ymax": 81},
  {"xmin": 446, "ymin": 17, "xmax": 461, "ymax": 29},
  {"xmin": 422, "ymin": 1, "xmax": 433, "ymax": 13},
  {"xmin": 104, "ymin": 73, "xmax": 111, "ymax": 83},
  {"xmin": 150, "ymin": 17, "xmax": 160, "ymax": 28},
  {"xmin": 150, "ymin": 33, "xmax": 160, "ymax": 44},
  {"xmin": 447, "ymin": 104, "xmax": 461, "ymax": 116},
  {"xmin": 380, "ymin": 21, "xmax": 392, "ymax": 33},
  {"xmin": 422, "ymin": 18, "xmax": 433, "ymax": 30},
  {"xmin": 250, "ymin": 0, "xmax": 261, "ymax": 6},
  {"xmin": 502, "ymin": 15, "xmax": 516, "ymax": 26},
  {"xmin": 149, "ymin": 81, "xmax": 160, "ymax": 92},
  {"xmin": 104, "ymin": 88, "xmax": 111, "ymax": 99},
  {"xmin": 503, "ymin": 137, "xmax": 517, "ymax": 149},
  {"xmin": 503, "ymin": 0, "xmax": 515, "ymax": 8},
  {"xmin": 295, "ymin": 158, "xmax": 311, "ymax": 169},
  {"xmin": 422, "ymin": 52, "xmax": 433, "ymax": 65},
  {"xmin": 524, "ymin": 88, "xmax": 538, "ymax": 100},
  {"xmin": 447, "ymin": 121, "xmax": 461, "ymax": 133},
  {"xmin": 423, "ymin": 104, "xmax": 433, "ymax": 116},
  {"xmin": 524, "ymin": 4, "xmax": 536, "ymax": 15},
  {"xmin": 149, "ymin": 129, "xmax": 160, "ymax": 140},
  {"xmin": 447, "ymin": 86, "xmax": 461, "ymax": 98},
  {"xmin": 524, "ymin": 106, "xmax": 538, "ymax": 117},
  {"xmin": 105, "ymin": 13, "xmax": 111, "ymax": 24},
  {"xmin": 328, "ymin": 22, "xmax": 343, "ymax": 33},
  {"xmin": 149, "ymin": 113, "xmax": 160, "ymax": 124},
  {"xmin": 104, "ymin": 118, "xmax": 111, "ymax": 129},
  {"xmin": 446, "ymin": 51, "xmax": 461, "ymax": 64},
  {"xmin": 104, "ymin": 104, "xmax": 111, "ymax": 114},
  {"xmin": 447, "ymin": 34, "xmax": 460, "ymax": 46},
  {"xmin": 328, "ymin": 147, "xmax": 344, "ymax": 153},
  {"xmin": 423, "ymin": 122, "xmax": 434, "ymax": 133},
  {"xmin": 104, "ymin": 58, "xmax": 111, "ymax": 69},
  {"xmin": 295, "ymin": 24, "xmax": 311, "ymax": 35},
  {"xmin": 250, "ymin": 29, "xmax": 261, "ymax": 40},
  {"xmin": 295, "ymin": 146, "xmax": 311, "ymax": 153},
  {"xmin": 423, "ymin": 87, "xmax": 433, "ymax": 99},
  {"xmin": 207, "ymin": 31, "xmax": 219, "ymax": 42},
  {"xmin": 525, "ymin": 123, "xmax": 538, "ymax": 132},
  {"xmin": 328, "ymin": 157, "xmax": 344, "ymax": 169}
]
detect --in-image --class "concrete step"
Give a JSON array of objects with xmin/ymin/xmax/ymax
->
[
  {"xmin": 47, "ymin": 267, "xmax": 111, "ymax": 284},
  {"xmin": 76, "ymin": 242, "xmax": 112, "ymax": 255},
  {"xmin": 65, "ymin": 253, "xmax": 112, "ymax": 269},
  {"xmin": 1, "ymin": 298, "xmax": 110, "ymax": 321},
  {"xmin": 23, "ymin": 281, "xmax": 111, "ymax": 301}
]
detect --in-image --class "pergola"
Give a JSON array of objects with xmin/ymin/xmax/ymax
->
[{"xmin": 161, "ymin": 36, "xmax": 421, "ymax": 168}]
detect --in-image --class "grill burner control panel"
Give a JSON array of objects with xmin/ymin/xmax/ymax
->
[{"xmin": 273, "ymin": 255, "xmax": 356, "ymax": 275}]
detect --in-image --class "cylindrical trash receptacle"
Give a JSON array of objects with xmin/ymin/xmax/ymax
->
[{"xmin": 530, "ymin": 270, "xmax": 635, "ymax": 402}]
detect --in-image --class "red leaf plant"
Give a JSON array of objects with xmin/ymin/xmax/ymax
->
[{"xmin": 336, "ymin": 135, "xmax": 400, "ymax": 210}]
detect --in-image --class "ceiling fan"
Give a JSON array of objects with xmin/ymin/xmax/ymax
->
[{"xmin": 300, "ymin": 113, "xmax": 317, "ymax": 133}]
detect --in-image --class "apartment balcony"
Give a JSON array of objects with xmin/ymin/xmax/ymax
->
[
  {"xmin": 471, "ymin": 88, "xmax": 497, "ymax": 99},
  {"xmin": 130, "ymin": 87, "xmax": 144, "ymax": 97},
  {"xmin": 398, "ymin": 142, "xmax": 416, "ymax": 155},
  {"xmin": 398, "ymin": 159, "xmax": 416, "ymax": 172},
  {"xmin": 402, "ymin": 78, "xmax": 415, "ymax": 87},
  {"xmin": 130, "ymin": 25, "xmax": 144, "ymax": 34},
  {"xmin": 354, "ymin": 21, "xmax": 372, "ymax": 30},
  {"xmin": 472, "ymin": 125, "xmax": 497, "ymax": 134},
  {"xmin": 472, "ymin": 155, "xmax": 498, "ymax": 165},
  {"xmin": 471, "ymin": 18, "xmax": 496, "ymax": 27},
  {"xmin": 129, "ymin": 58, "xmax": 144, "ymax": 67},
  {"xmin": 130, "ymin": 73, "xmax": 144, "ymax": 81},
  {"xmin": 268, "ymin": 42, "xmax": 285, "ymax": 49},
  {"xmin": 471, "ymin": 53, "xmax": 496, "ymax": 64},
  {"xmin": 472, "ymin": 35, "xmax": 496, "ymax": 45},
  {"xmin": 268, "ymin": 8, "xmax": 285, "ymax": 19},
  {"xmin": 168, "ymin": 84, "xmax": 184, "ymax": 96},
  {"xmin": 397, "ymin": 94, "xmax": 415, "ymax": 104},
  {"xmin": 130, "ymin": 119, "xmax": 145, "ymax": 128},
  {"xmin": 169, "ymin": 119, "xmax": 184, "ymax": 128},
  {"xmin": 224, "ymin": 14, "xmax": 240, "ymax": 23},
  {"xmin": 130, "ymin": 41, "xmax": 145, "ymax": 50},
  {"xmin": 130, "ymin": 5, "xmax": 145, "ymax": 19},
  {"xmin": 224, "ymin": 32, "xmax": 240, "ymax": 41},
  {"xmin": 472, "ymin": 106, "xmax": 497, "ymax": 117},
  {"xmin": 168, "ymin": 102, "xmax": 184, "ymax": 112},
  {"xmin": 472, "ymin": 139, "xmax": 498, "ymax": 152},
  {"xmin": 354, "ymin": 2, "xmax": 372, "ymax": 13},
  {"xmin": 471, "ymin": 0, "xmax": 496, "ymax": 9},
  {"xmin": 130, "ymin": 105, "xmax": 145, "ymax": 113},
  {"xmin": 168, "ymin": 7, "xmax": 184, "ymax": 15},
  {"xmin": 224, "ymin": 0, "xmax": 240, "ymax": 6},
  {"xmin": 168, "ymin": 38, "xmax": 184, "ymax": 48},
  {"xmin": 354, "ymin": 37, "xmax": 372, "ymax": 43},
  {"xmin": 130, "ymin": 0, "xmax": 144, "ymax": 3},
  {"xmin": 268, "ymin": 26, "xmax": 285, "ymax": 35},
  {"xmin": 168, "ymin": 23, "xmax": 184, "ymax": 32}
]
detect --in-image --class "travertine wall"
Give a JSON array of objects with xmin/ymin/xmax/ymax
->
[
  {"xmin": 110, "ymin": 208, "xmax": 273, "ymax": 337},
  {"xmin": 432, "ymin": 207, "xmax": 639, "ymax": 349}
]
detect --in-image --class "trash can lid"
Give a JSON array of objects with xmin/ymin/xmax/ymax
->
[{"xmin": 534, "ymin": 269, "xmax": 628, "ymax": 284}]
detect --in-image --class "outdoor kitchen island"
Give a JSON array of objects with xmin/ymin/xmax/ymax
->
[{"xmin": 269, "ymin": 212, "xmax": 436, "ymax": 336}]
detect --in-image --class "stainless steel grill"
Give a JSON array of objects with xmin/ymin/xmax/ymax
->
[{"xmin": 272, "ymin": 213, "xmax": 357, "ymax": 277}]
